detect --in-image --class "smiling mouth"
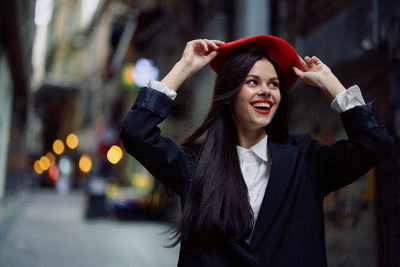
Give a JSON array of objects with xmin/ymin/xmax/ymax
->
[{"xmin": 250, "ymin": 100, "xmax": 273, "ymax": 114}]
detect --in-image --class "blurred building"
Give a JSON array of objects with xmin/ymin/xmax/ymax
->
[
  {"xmin": 27, "ymin": 0, "xmax": 172, "ymax": 218},
  {"xmin": 0, "ymin": 0, "xmax": 36, "ymax": 199},
  {"xmin": 29, "ymin": 0, "xmax": 122, "ymax": 187}
]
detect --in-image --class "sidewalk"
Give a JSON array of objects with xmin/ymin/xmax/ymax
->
[{"xmin": 0, "ymin": 189, "xmax": 179, "ymax": 267}]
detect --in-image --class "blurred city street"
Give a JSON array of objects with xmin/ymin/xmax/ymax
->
[
  {"xmin": 0, "ymin": 0, "xmax": 399, "ymax": 266},
  {"xmin": 0, "ymin": 189, "xmax": 179, "ymax": 267}
]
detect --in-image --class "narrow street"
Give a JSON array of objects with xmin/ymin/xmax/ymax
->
[{"xmin": 0, "ymin": 189, "xmax": 179, "ymax": 267}]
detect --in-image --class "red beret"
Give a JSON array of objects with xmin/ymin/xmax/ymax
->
[{"xmin": 209, "ymin": 35, "xmax": 301, "ymax": 90}]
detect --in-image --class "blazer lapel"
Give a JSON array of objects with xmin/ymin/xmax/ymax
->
[{"xmin": 250, "ymin": 138, "xmax": 299, "ymax": 249}]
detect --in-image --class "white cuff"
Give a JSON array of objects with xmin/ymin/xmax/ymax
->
[
  {"xmin": 331, "ymin": 85, "xmax": 366, "ymax": 113},
  {"xmin": 147, "ymin": 80, "xmax": 177, "ymax": 100}
]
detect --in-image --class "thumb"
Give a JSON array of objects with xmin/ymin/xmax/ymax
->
[{"xmin": 206, "ymin": 50, "xmax": 218, "ymax": 62}]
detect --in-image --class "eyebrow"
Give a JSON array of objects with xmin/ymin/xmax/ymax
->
[{"xmin": 246, "ymin": 74, "xmax": 279, "ymax": 81}]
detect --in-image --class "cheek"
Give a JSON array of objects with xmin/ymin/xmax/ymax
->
[
  {"xmin": 232, "ymin": 93, "xmax": 249, "ymax": 115},
  {"xmin": 274, "ymin": 92, "xmax": 282, "ymax": 108},
  {"xmin": 275, "ymin": 97, "xmax": 281, "ymax": 109},
  {"xmin": 271, "ymin": 93, "xmax": 282, "ymax": 117},
  {"xmin": 232, "ymin": 102, "xmax": 247, "ymax": 120}
]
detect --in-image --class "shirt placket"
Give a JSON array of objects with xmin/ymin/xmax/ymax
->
[{"xmin": 243, "ymin": 151, "xmax": 259, "ymax": 187}]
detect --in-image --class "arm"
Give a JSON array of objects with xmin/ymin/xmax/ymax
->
[
  {"xmin": 120, "ymin": 39, "xmax": 224, "ymax": 194},
  {"xmin": 161, "ymin": 39, "xmax": 224, "ymax": 92},
  {"xmin": 312, "ymin": 103, "xmax": 393, "ymax": 196},
  {"xmin": 293, "ymin": 56, "xmax": 393, "ymax": 195},
  {"xmin": 120, "ymin": 88, "xmax": 192, "ymax": 195}
]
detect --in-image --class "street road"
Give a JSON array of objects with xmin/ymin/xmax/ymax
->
[{"xmin": 0, "ymin": 189, "xmax": 179, "ymax": 267}]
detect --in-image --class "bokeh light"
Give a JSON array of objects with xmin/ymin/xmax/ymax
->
[
  {"xmin": 45, "ymin": 152, "xmax": 56, "ymax": 164},
  {"xmin": 106, "ymin": 184, "xmax": 119, "ymax": 198},
  {"xmin": 52, "ymin": 139, "xmax": 65, "ymax": 155},
  {"xmin": 133, "ymin": 58, "xmax": 159, "ymax": 87},
  {"xmin": 107, "ymin": 145, "xmax": 123, "ymax": 164},
  {"xmin": 131, "ymin": 173, "xmax": 153, "ymax": 190},
  {"xmin": 49, "ymin": 163, "xmax": 59, "ymax": 181},
  {"xmin": 33, "ymin": 160, "xmax": 44, "ymax": 175},
  {"xmin": 66, "ymin": 133, "xmax": 79, "ymax": 149},
  {"xmin": 59, "ymin": 156, "xmax": 73, "ymax": 175},
  {"xmin": 39, "ymin": 156, "xmax": 51, "ymax": 171},
  {"xmin": 79, "ymin": 154, "xmax": 92, "ymax": 173},
  {"xmin": 122, "ymin": 63, "xmax": 135, "ymax": 86}
]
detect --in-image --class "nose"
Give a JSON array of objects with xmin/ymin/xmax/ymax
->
[{"xmin": 256, "ymin": 84, "xmax": 272, "ymax": 97}]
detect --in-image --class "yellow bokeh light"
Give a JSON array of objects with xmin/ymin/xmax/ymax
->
[
  {"xmin": 66, "ymin": 133, "xmax": 79, "ymax": 149},
  {"xmin": 106, "ymin": 184, "xmax": 119, "ymax": 197},
  {"xmin": 45, "ymin": 152, "xmax": 56, "ymax": 164},
  {"xmin": 33, "ymin": 160, "xmax": 44, "ymax": 174},
  {"xmin": 52, "ymin": 139, "xmax": 65, "ymax": 155},
  {"xmin": 107, "ymin": 145, "xmax": 123, "ymax": 164},
  {"xmin": 39, "ymin": 156, "xmax": 51, "ymax": 171},
  {"xmin": 122, "ymin": 63, "xmax": 135, "ymax": 85},
  {"xmin": 79, "ymin": 154, "xmax": 92, "ymax": 173},
  {"xmin": 131, "ymin": 173, "xmax": 153, "ymax": 190}
]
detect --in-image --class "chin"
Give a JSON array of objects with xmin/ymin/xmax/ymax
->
[
  {"xmin": 256, "ymin": 117, "xmax": 273, "ymax": 127},
  {"xmin": 252, "ymin": 120, "xmax": 271, "ymax": 130}
]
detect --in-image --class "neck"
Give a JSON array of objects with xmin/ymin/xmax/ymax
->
[{"xmin": 235, "ymin": 126, "xmax": 266, "ymax": 149}]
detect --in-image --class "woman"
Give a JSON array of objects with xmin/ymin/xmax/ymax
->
[{"xmin": 120, "ymin": 35, "xmax": 393, "ymax": 267}]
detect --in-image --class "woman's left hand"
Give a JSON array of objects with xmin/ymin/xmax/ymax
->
[{"xmin": 293, "ymin": 56, "xmax": 346, "ymax": 101}]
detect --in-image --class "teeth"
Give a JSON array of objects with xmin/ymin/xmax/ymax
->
[{"xmin": 252, "ymin": 102, "xmax": 271, "ymax": 109}]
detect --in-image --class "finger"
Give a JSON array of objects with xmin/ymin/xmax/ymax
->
[
  {"xmin": 187, "ymin": 40, "xmax": 202, "ymax": 50},
  {"xmin": 298, "ymin": 55, "xmax": 308, "ymax": 70},
  {"xmin": 200, "ymin": 39, "xmax": 208, "ymax": 52},
  {"xmin": 311, "ymin": 56, "xmax": 322, "ymax": 65},
  {"xmin": 304, "ymin": 56, "xmax": 316, "ymax": 68},
  {"xmin": 209, "ymin": 40, "xmax": 225, "ymax": 46},
  {"xmin": 204, "ymin": 39, "xmax": 219, "ymax": 50},
  {"xmin": 292, "ymin": 66, "xmax": 304, "ymax": 78},
  {"xmin": 206, "ymin": 50, "xmax": 218, "ymax": 62},
  {"xmin": 304, "ymin": 56, "xmax": 313, "ymax": 65}
]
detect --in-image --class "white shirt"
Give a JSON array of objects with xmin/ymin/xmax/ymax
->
[
  {"xmin": 236, "ymin": 135, "xmax": 270, "ymax": 222},
  {"xmin": 148, "ymin": 80, "xmax": 366, "ymax": 221}
]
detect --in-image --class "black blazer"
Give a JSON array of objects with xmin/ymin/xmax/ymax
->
[{"xmin": 120, "ymin": 87, "xmax": 393, "ymax": 267}]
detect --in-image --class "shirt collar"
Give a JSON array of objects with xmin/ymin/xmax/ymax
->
[{"xmin": 236, "ymin": 135, "xmax": 269, "ymax": 162}]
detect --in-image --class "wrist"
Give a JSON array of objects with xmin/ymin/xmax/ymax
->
[
  {"xmin": 161, "ymin": 60, "xmax": 193, "ymax": 92},
  {"xmin": 326, "ymin": 77, "xmax": 346, "ymax": 99},
  {"xmin": 176, "ymin": 59, "xmax": 195, "ymax": 78},
  {"xmin": 320, "ymin": 73, "xmax": 346, "ymax": 101}
]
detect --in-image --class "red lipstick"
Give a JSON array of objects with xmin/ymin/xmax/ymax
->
[{"xmin": 250, "ymin": 100, "xmax": 273, "ymax": 114}]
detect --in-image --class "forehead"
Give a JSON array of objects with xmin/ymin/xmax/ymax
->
[{"xmin": 247, "ymin": 58, "xmax": 278, "ymax": 77}]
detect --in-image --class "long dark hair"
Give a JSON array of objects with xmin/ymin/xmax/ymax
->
[{"xmin": 172, "ymin": 49, "xmax": 289, "ymax": 249}]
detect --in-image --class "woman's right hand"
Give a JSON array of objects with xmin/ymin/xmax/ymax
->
[
  {"xmin": 180, "ymin": 39, "xmax": 225, "ymax": 75},
  {"xmin": 161, "ymin": 39, "xmax": 224, "ymax": 92}
]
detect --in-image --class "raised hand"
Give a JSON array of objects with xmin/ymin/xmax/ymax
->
[
  {"xmin": 180, "ymin": 39, "xmax": 225, "ymax": 74},
  {"xmin": 293, "ymin": 56, "xmax": 346, "ymax": 100},
  {"xmin": 161, "ymin": 39, "xmax": 224, "ymax": 92}
]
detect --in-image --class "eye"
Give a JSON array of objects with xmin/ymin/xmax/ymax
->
[
  {"xmin": 246, "ymin": 79, "xmax": 257, "ymax": 86},
  {"xmin": 268, "ymin": 81, "xmax": 279, "ymax": 89}
]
